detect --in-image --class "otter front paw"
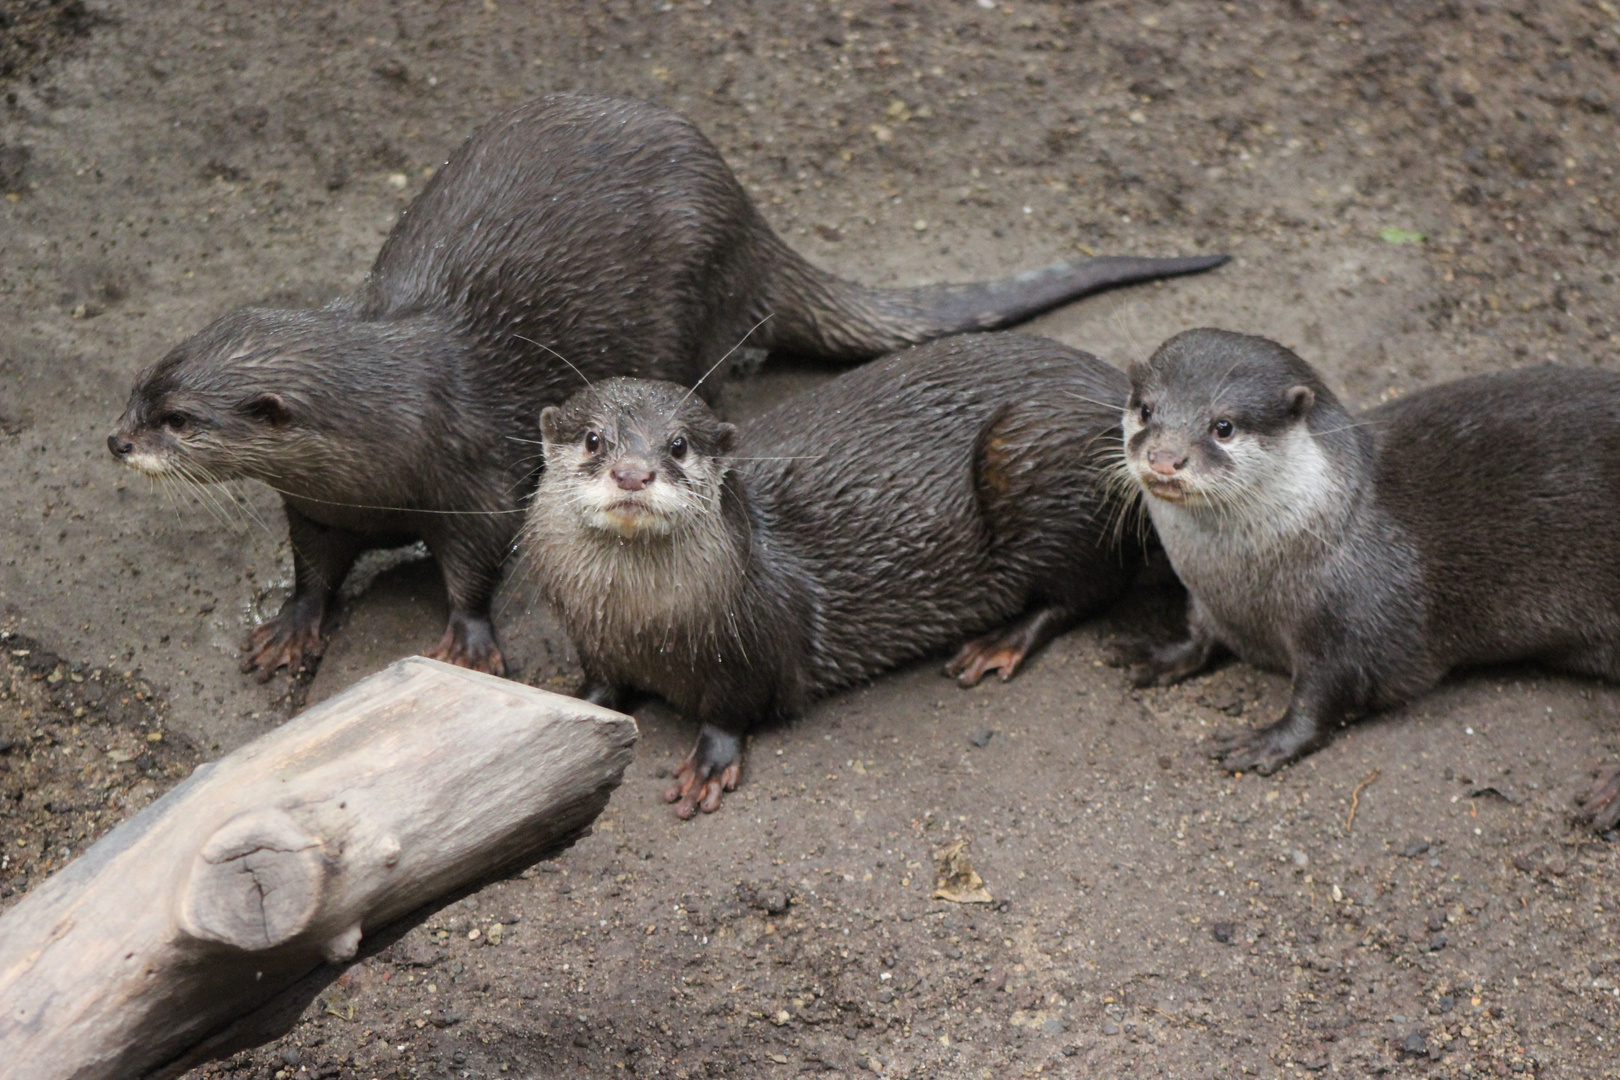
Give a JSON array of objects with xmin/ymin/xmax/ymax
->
[
  {"xmin": 427, "ymin": 616, "xmax": 506, "ymax": 677},
  {"xmin": 1576, "ymin": 763, "xmax": 1620, "ymax": 833},
  {"xmin": 1210, "ymin": 721, "xmax": 1311, "ymax": 775},
  {"xmin": 240, "ymin": 616, "xmax": 324, "ymax": 682},
  {"xmin": 664, "ymin": 724, "xmax": 743, "ymax": 819}
]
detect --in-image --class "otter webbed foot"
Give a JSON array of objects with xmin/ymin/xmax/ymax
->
[
  {"xmin": 945, "ymin": 606, "xmax": 1073, "ymax": 688},
  {"xmin": 240, "ymin": 603, "xmax": 325, "ymax": 682},
  {"xmin": 1210, "ymin": 713, "xmax": 1325, "ymax": 776},
  {"xmin": 426, "ymin": 612, "xmax": 506, "ymax": 677},
  {"xmin": 663, "ymin": 724, "xmax": 743, "ymax": 819},
  {"xmin": 1576, "ymin": 763, "xmax": 1620, "ymax": 833}
]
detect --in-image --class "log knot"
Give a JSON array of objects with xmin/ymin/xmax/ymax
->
[{"xmin": 179, "ymin": 809, "xmax": 325, "ymax": 952}]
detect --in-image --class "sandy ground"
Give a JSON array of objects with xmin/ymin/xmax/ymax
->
[{"xmin": 4, "ymin": 1, "xmax": 1620, "ymax": 1077}]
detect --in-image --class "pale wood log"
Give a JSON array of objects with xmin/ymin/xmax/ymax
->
[{"xmin": 0, "ymin": 656, "xmax": 637, "ymax": 1080}]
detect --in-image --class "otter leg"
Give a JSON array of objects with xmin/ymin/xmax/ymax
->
[
  {"xmin": 1114, "ymin": 607, "xmax": 1222, "ymax": 688},
  {"xmin": 241, "ymin": 506, "xmax": 366, "ymax": 681},
  {"xmin": 1576, "ymin": 764, "xmax": 1620, "ymax": 833},
  {"xmin": 946, "ymin": 605, "xmax": 1077, "ymax": 688},
  {"xmin": 664, "ymin": 724, "xmax": 744, "ymax": 820},
  {"xmin": 422, "ymin": 529, "xmax": 508, "ymax": 677},
  {"xmin": 1212, "ymin": 669, "xmax": 1349, "ymax": 775}
]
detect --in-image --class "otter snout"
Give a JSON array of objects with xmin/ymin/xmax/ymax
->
[
  {"xmin": 108, "ymin": 432, "xmax": 134, "ymax": 458},
  {"xmin": 611, "ymin": 464, "xmax": 655, "ymax": 491}
]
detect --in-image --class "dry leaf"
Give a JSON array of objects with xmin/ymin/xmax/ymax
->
[{"xmin": 931, "ymin": 838, "xmax": 993, "ymax": 904}]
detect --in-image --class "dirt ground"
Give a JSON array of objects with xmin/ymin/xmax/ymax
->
[{"xmin": 3, "ymin": 1, "xmax": 1620, "ymax": 1077}]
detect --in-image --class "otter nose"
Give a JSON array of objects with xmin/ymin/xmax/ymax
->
[
  {"xmin": 108, "ymin": 433, "xmax": 133, "ymax": 458},
  {"xmin": 611, "ymin": 465, "xmax": 655, "ymax": 491},
  {"xmin": 1148, "ymin": 448, "xmax": 1186, "ymax": 476}
]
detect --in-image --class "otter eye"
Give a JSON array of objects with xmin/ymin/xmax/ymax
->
[
  {"xmin": 1212, "ymin": 418, "xmax": 1235, "ymax": 440},
  {"xmin": 163, "ymin": 412, "xmax": 189, "ymax": 432},
  {"xmin": 584, "ymin": 431, "xmax": 601, "ymax": 454},
  {"xmin": 669, "ymin": 436, "xmax": 687, "ymax": 460},
  {"xmin": 1138, "ymin": 404, "xmax": 1153, "ymax": 423}
]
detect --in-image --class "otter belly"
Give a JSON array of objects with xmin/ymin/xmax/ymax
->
[{"xmin": 1148, "ymin": 502, "xmax": 1299, "ymax": 675}]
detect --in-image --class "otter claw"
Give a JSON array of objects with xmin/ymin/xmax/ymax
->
[
  {"xmin": 664, "ymin": 761, "xmax": 740, "ymax": 819},
  {"xmin": 663, "ymin": 746, "xmax": 742, "ymax": 820},
  {"xmin": 240, "ymin": 619, "xmax": 323, "ymax": 682},
  {"xmin": 426, "ymin": 621, "xmax": 506, "ymax": 677},
  {"xmin": 1210, "ymin": 726, "xmax": 1297, "ymax": 776},
  {"xmin": 944, "ymin": 637, "xmax": 1025, "ymax": 688}
]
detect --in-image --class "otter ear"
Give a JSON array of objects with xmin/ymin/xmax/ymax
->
[
  {"xmin": 539, "ymin": 406, "xmax": 563, "ymax": 447},
  {"xmin": 714, "ymin": 422, "xmax": 737, "ymax": 455},
  {"xmin": 245, "ymin": 392, "xmax": 291, "ymax": 428},
  {"xmin": 1285, "ymin": 385, "xmax": 1315, "ymax": 418}
]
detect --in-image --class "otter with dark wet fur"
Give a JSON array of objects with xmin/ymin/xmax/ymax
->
[
  {"xmin": 525, "ymin": 334, "xmax": 1144, "ymax": 818},
  {"xmin": 1118, "ymin": 327, "xmax": 1620, "ymax": 828},
  {"xmin": 107, "ymin": 93, "xmax": 1225, "ymax": 680}
]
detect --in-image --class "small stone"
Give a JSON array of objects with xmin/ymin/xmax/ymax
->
[
  {"xmin": 1439, "ymin": 994, "xmax": 1456, "ymax": 1013},
  {"xmin": 486, "ymin": 923, "xmax": 503, "ymax": 946},
  {"xmin": 1102, "ymin": 1022, "xmax": 1120, "ymax": 1036},
  {"xmin": 1398, "ymin": 1029, "xmax": 1428, "ymax": 1056},
  {"xmin": 1429, "ymin": 933, "xmax": 1447, "ymax": 951},
  {"xmin": 740, "ymin": 882, "xmax": 790, "ymax": 914},
  {"xmin": 969, "ymin": 727, "xmax": 994, "ymax": 748},
  {"xmin": 1210, "ymin": 921, "xmax": 1236, "ymax": 944},
  {"xmin": 387, "ymin": 172, "xmax": 408, "ymax": 189},
  {"xmin": 814, "ymin": 223, "xmax": 842, "ymax": 242},
  {"xmin": 1041, "ymin": 1018, "xmax": 1066, "ymax": 1036},
  {"xmin": 279, "ymin": 1047, "xmax": 301, "ymax": 1066},
  {"xmin": 1399, "ymin": 839, "xmax": 1430, "ymax": 858}
]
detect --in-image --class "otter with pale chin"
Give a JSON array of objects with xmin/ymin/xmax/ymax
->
[
  {"xmin": 1115, "ymin": 328, "xmax": 1620, "ymax": 836},
  {"xmin": 525, "ymin": 335, "xmax": 1146, "ymax": 820}
]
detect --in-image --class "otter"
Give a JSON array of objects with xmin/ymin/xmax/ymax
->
[
  {"xmin": 106, "ymin": 94, "xmax": 1224, "ymax": 681},
  {"xmin": 1117, "ymin": 328, "xmax": 1620, "ymax": 826},
  {"xmin": 523, "ymin": 333, "xmax": 1144, "ymax": 818}
]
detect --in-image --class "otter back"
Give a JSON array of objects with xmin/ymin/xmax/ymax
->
[{"xmin": 112, "ymin": 92, "xmax": 1223, "ymax": 683}]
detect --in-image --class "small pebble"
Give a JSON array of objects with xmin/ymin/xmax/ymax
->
[{"xmin": 969, "ymin": 727, "xmax": 994, "ymax": 748}]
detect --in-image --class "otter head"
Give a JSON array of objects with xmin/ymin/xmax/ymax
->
[
  {"xmin": 107, "ymin": 307, "xmax": 369, "ymax": 484},
  {"xmin": 537, "ymin": 378, "xmax": 737, "ymax": 541},
  {"xmin": 1124, "ymin": 328, "xmax": 1345, "ymax": 515}
]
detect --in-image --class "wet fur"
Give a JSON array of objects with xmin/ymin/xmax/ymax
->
[
  {"xmin": 110, "ymin": 93, "xmax": 1226, "ymax": 677},
  {"xmin": 1124, "ymin": 327, "xmax": 1620, "ymax": 775},
  {"xmin": 526, "ymin": 334, "xmax": 1145, "ymax": 792}
]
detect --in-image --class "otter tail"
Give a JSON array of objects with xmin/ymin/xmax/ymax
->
[{"xmin": 756, "ymin": 248, "xmax": 1229, "ymax": 362}]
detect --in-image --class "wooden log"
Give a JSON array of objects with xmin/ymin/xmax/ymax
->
[{"xmin": 0, "ymin": 656, "xmax": 637, "ymax": 1080}]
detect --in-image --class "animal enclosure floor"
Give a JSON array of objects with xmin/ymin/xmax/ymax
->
[{"xmin": 3, "ymin": 2, "xmax": 1619, "ymax": 1078}]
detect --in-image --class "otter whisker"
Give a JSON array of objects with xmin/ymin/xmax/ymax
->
[
  {"xmin": 170, "ymin": 460, "xmax": 242, "ymax": 533},
  {"xmin": 256, "ymin": 485, "xmax": 530, "ymax": 516},
  {"xmin": 1059, "ymin": 388, "xmax": 1129, "ymax": 413},
  {"xmin": 675, "ymin": 313, "xmax": 774, "ymax": 412},
  {"xmin": 512, "ymin": 334, "xmax": 593, "ymax": 390}
]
